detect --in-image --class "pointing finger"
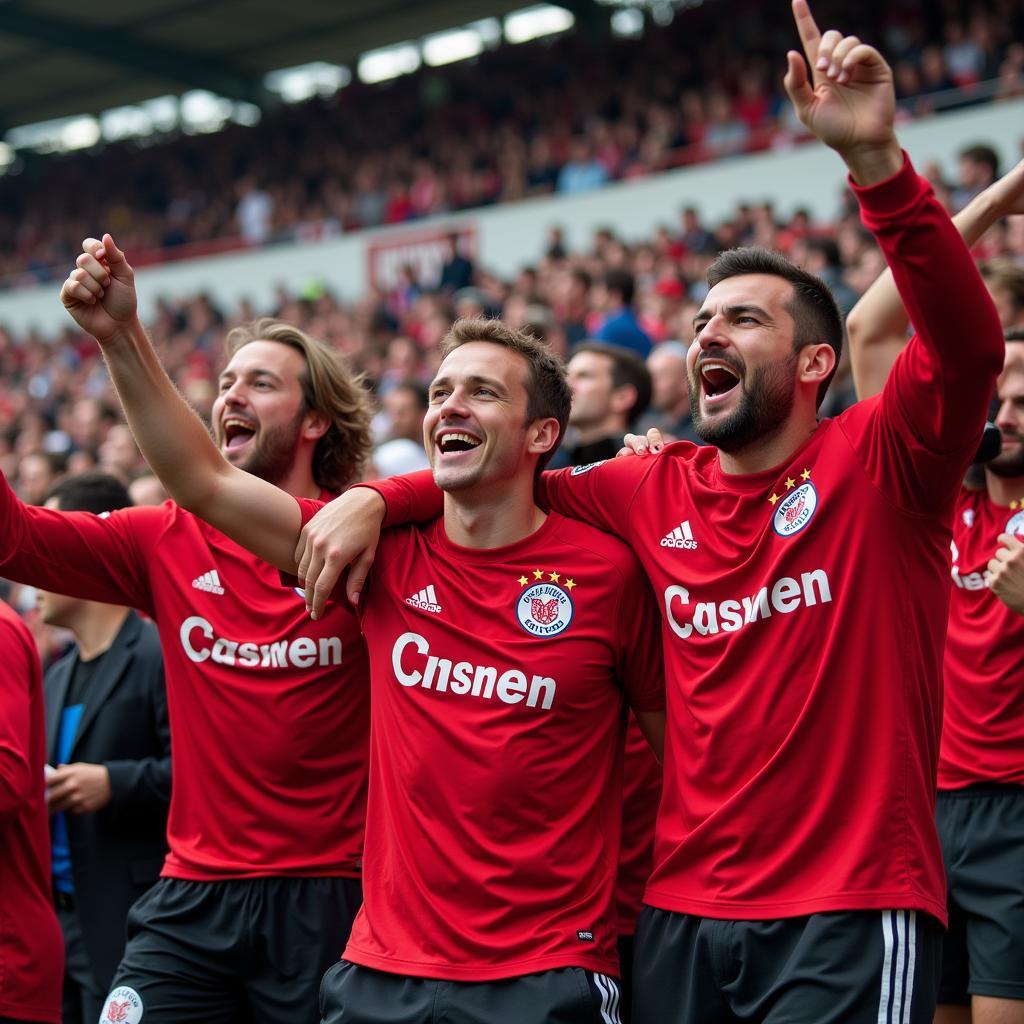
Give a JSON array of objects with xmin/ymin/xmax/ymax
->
[{"xmin": 791, "ymin": 0, "xmax": 823, "ymax": 78}]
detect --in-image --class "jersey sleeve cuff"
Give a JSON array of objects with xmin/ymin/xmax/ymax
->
[{"xmin": 849, "ymin": 151, "xmax": 927, "ymax": 224}]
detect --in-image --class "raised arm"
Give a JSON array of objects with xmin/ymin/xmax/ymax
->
[
  {"xmin": 60, "ymin": 234, "xmax": 300, "ymax": 570},
  {"xmin": 787, "ymin": 0, "xmax": 1002, "ymax": 473},
  {"xmin": 847, "ymin": 159, "xmax": 1024, "ymax": 399}
]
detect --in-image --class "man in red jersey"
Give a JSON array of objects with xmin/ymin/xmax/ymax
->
[
  {"xmin": 0, "ymin": 597, "xmax": 63, "ymax": 1024},
  {"xmin": 845, "ymin": 160, "xmax": 1024, "ymax": 1024},
  {"xmin": 291, "ymin": 3, "xmax": 1006, "ymax": 1021},
  {"xmin": 54, "ymin": 242, "xmax": 666, "ymax": 1022},
  {"xmin": 0, "ymin": 265, "xmax": 374, "ymax": 1022}
]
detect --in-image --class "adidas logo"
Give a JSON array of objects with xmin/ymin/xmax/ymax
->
[
  {"xmin": 405, "ymin": 584, "xmax": 441, "ymax": 614},
  {"xmin": 660, "ymin": 521, "xmax": 697, "ymax": 550},
  {"xmin": 191, "ymin": 569, "xmax": 225, "ymax": 595}
]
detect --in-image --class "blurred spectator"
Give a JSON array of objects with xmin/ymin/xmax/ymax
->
[
  {"xmin": 980, "ymin": 258, "xmax": 1024, "ymax": 327},
  {"xmin": 952, "ymin": 144, "xmax": 1000, "ymax": 211},
  {"xmin": 557, "ymin": 139, "xmax": 611, "ymax": 195},
  {"xmin": 561, "ymin": 342, "xmax": 652, "ymax": 467},
  {"xmin": 236, "ymin": 178, "xmax": 274, "ymax": 245},
  {"xmin": 635, "ymin": 342, "xmax": 701, "ymax": 443},
  {"xmin": 679, "ymin": 207, "xmax": 718, "ymax": 256},
  {"xmin": 16, "ymin": 452, "xmax": 62, "ymax": 506},
  {"xmin": 595, "ymin": 269, "xmax": 653, "ymax": 358},
  {"xmin": 128, "ymin": 475, "xmax": 168, "ymax": 507},
  {"xmin": 98, "ymin": 424, "xmax": 143, "ymax": 483},
  {"xmin": 380, "ymin": 381, "xmax": 429, "ymax": 444},
  {"xmin": 438, "ymin": 233, "xmax": 475, "ymax": 294}
]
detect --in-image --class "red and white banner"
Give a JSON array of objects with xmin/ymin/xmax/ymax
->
[{"xmin": 367, "ymin": 224, "xmax": 476, "ymax": 293}]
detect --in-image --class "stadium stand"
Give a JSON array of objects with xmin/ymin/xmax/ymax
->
[{"xmin": 1, "ymin": 0, "xmax": 1023, "ymax": 290}]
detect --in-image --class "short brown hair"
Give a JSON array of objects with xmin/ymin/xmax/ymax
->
[
  {"xmin": 440, "ymin": 317, "xmax": 571, "ymax": 472},
  {"xmin": 981, "ymin": 260, "xmax": 1024, "ymax": 319},
  {"xmin": 707, "ymin": 247, "xmax": 843, "ymax": 409},
  {"xmin": 225, "ymin": 319, "xmax": 373, "ymax": 493}
]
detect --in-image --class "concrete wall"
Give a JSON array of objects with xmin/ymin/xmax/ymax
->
[{"xmin": 4, "ymin": 96, "xmax": 1022, "ymax": 338}]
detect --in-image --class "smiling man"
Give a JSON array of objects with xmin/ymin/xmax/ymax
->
[
  {"xmin": 1, "ymin": 281, "xmax": 373, "ymax": 1019},
  {"xmin": 292, "ymin": 4, "xmax": 1006, "ymax": 1021},
  {"xmin": 56, "ymin": 253, "xmax": 667, "ymax": 1021}
]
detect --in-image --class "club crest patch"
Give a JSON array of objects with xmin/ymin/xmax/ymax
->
[
  {"xmin": 516, "ymin": 582, "xmax": 574, "ymax": 636},
  {"xmin": 570, "ymin": 460, "xmax": 604, "ymax": 476},
  {"xmin": 773, "ymin": 481, "xmax": 818, "ymax": 537},
  {"xmin": 100, "ymin": 987, "xmax": 143, "ymax": 1024},
  {"xmin": 1006, "ymin": 509, "xmax": 1024, "ymax": 541}
]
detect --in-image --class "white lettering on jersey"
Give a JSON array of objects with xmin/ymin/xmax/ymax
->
[
  {"xmin": 950, "ymin": 538, "xmax": 992, "ymax": 590},
  {"xmin": 664, "ymin": 569, "xmax": 832, "ymax": 640},
  {"xmin": 391, "ymin": 631, "xmax": 556, "ymax": 710},
  {"xmin": 179, "ymin": 615, "xmax": 343, "ymax": 668}
]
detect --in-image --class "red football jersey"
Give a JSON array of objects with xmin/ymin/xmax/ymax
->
[
  {"xmin": 615, "ymin": 715, "xmax": 662, "ymax": 936},
  {"xmin": 0, "ymin": 481, "xmax": 369, "ymax": 879},
  {"xmin": 297, "ymin": 500, "xmax": 665, "ymax": 980},
  {"xmin": 0, "ymin": 600, "xmax": 62, "ymax": 1024},
  {"xmin": 368, "ymin": 158, "xmax": 1003, "ymax": 925},
  {"xmin": 941, "ymin": 486, "xmax": 1024, "ymax": 788}
]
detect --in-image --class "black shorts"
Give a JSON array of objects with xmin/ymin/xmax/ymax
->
[
  {"xmin": 632, "ymin": 906, "xmax": 942, "ymax": 1024},
  {"xmin": 99, "ymin": 875, "xmax": 362, "ymax": 1024},
  {"xmin": 320, "ymin": 960, "xmax": 623, "ymax": 1024},
  {"xmin": 936, "ymin": 783, "xmax": 1024, "ymax": 1004}
]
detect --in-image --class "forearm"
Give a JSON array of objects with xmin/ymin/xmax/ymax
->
[
  {"xmin": 855, "ymin": 156, "xmax": 1003, "ymax": 446},
  {"xmin": 100, "ymin": 317, "xmax": 228, "ymax": 513}
]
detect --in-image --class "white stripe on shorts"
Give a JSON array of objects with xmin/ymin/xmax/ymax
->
[
  {"xmin": 593, "ymin": 971, "xmax": 622, "ymax": 1024},
  {"xmin": 877, "ymin": 910, "xmax": 917, "ymax": 1024}
]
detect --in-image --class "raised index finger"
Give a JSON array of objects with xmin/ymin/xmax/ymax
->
[{"xmin": 791, "ymin": 0, "xmax": 822, "ymax": 73}]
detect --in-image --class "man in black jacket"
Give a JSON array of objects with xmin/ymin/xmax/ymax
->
[{"xmin": 41, "ymin": 472, "xmax": 170, "ymax": 1024}]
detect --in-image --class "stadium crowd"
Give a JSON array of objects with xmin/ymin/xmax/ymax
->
[
  {"xmin": 2, "ymin": 0, "xmax": 1024, "ymax": 289},
  {"xmin": 3, "ymin": 137, "xmax": 1022, "ymax": 503},
  {"xmin": 1, "ymin": 4, "xmax": 1023, "ymax": 1024}
]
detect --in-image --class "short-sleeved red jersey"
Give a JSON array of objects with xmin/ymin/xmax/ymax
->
[
  {"xmin": 367, "ymin": 158, "xmax": 1004, "ymax": 926},
  {"xmin": 0, "ymin": 600, "xmax": 62, "ymax": 1024},
  {"xmin": 0, "ymin": 482, "xmax": 369, "ymax": 879},
  {"xmin": 296, "ymin": 500, "xmax": 664, "ymax": 980},
  {"xmin": 941, "ymin": 486, "xmax": 1024, "ymax": 788}
]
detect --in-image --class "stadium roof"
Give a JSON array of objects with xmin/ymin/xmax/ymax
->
[{"xmin": 0, "ymin": 0, "xmax": 581, "ymax": 131}]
